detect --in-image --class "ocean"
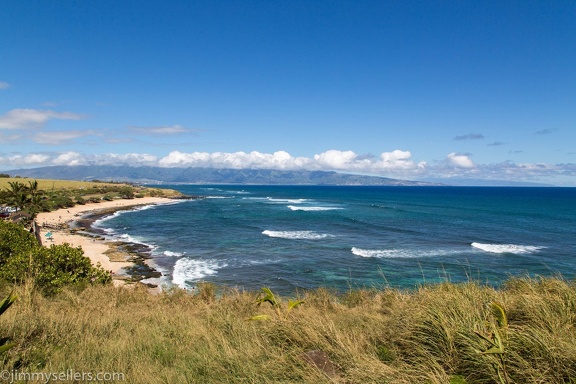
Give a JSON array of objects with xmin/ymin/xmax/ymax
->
[{"xmin": 93, "ymin": 185, "xmax": 576, "ymax": 295}]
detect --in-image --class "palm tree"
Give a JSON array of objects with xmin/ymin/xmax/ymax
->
[
  {"xmin": 0, "ymin": 181, "xmax": 28, "ymax": 212},
  {"xmin": 25, "ymin": 180, "xmax": 46, "ymax": 217}
]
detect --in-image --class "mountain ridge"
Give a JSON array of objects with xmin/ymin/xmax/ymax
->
[{"xmin": 6, "ymin": 165, "xmax": 437, "ymax": 186}]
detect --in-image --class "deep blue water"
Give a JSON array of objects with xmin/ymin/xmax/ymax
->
[{"xmin": 93, "ymin": 186, "xmax": 576, "ymax": 294}]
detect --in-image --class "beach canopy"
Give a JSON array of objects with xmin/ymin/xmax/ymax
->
[{"xmin": 45, "ymin": 232, "xmax": 52, "ymax": 237}]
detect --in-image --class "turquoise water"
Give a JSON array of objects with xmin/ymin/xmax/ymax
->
[{"xmin": 94, "ymin": 186, "xmax": 576, "ymax": 294}]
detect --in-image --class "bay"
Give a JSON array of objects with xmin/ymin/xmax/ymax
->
[{"xmin": 94, "ymin": 186, "xmax": 576, "ymax": 295}]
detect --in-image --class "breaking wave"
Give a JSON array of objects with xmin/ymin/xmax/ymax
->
[
  {"xmin": 287, "ymin": 205, "xmax": 343, "ymax": 211},
  {"xmin": 262, "ymin": 230, "xmax": 333, "ymax": 240},
  {"xmin": 172, "ymin": 258, "xmax": 227, "ymax": 288},
  {"xmin": 471, "ymin": 242, "xmax": 546, "ymax": 254}
]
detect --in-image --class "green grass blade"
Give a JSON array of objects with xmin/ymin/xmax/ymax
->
[{"xmin": 0, "ymin": 294, "xmax": 16, "ymax": 316}]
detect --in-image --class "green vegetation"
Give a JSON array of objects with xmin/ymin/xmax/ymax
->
[
  {"xmin": 0, "ymin": 219, "xmax": 111, "ymax": 295},
  {"xmin": 0, "ymin": 294, "xmax": 17, "ymax": 354},
  {"xmin": 0, "ymin": 277, "xmax": 575, "ymax": 383},
  {"xmin": 1, "ymin": 177, "xmax": 573, "ymax": 382},
  {"xmin": 0, "ymin": 178, "xmax": 183, "ymax": 215},
  {"xmin": 250, "ymin": 286, "xmax": 305, "ymax": 321}
]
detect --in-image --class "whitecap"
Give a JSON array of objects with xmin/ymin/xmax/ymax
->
[
  {"xmin": 267, "ymin": 198, "xmax": 308, "ymax": 204},
  {"xmin": 351, "ymin": 247, "xmax": 401, "ymax": 258},
  {"xmin": 172, "ymin": 258, "xmax": 227, "ymax": 288},
  {"xmin": 471, "ymin": 242, "xmax": 546, "ymax": 254},
  {"xmin": 287, "ymin": 205, "xmax": 342, "ymax": 211},
  {"xmin": 262, "ymin": 230, "xmax": 333, "ymax": 240},
  {"xmin": 351, "ymin": 247, "xmax": 464, "ymax": 258}
]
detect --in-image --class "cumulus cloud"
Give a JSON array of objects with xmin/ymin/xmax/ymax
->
[
  {"xmin": 0, "ymin": 109, "xmax": 83, "ymax": 130},
  {"xmin": 3, "ymin": 149, "xmax": 576, "ymax": 185},
  {"xmin": 21, "ymin": 154, "xmax": 51, "ymax": 164},
  {"xmin": 453, "ymin": 133, "xmax": 485, "ymax": 141},
  {"xmin": 0, "ymin": 153, "xmax": 51, "ymax": 167},
  {"xmin": 155, "ymin": 149, "xmax": 426, "ymax": 174},
  {"xmin": 313, "ymin": 150, "xmax": 358, "ymax": 169},
  {"xmin": 158, "ymin": 150, "xmax": 313, "ymax": 169},
  {"xmin": 51, "ymin": 152, "xmax": 86, "ymax": 166},
  {"xmin": 447, "ymin": 153, "xmax": 475, "ymax": 168},
  {"xmin": 0, "ymin": 82, "xmax": 9, "ymax": 90}
]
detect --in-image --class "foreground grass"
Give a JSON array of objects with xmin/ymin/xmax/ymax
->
[{"xmin": 1, "ymin": 277, "xmax": 575, "ymax": 383}]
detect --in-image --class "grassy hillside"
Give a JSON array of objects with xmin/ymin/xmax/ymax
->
[
  {"xmin": 1, "ymin": 277, "xmax": 575, "ymax": 383},
  {"xmin": 0, "ymin": 177, "xmax": 127, "ymax": 191},
  {"xmin": 0, "ymin": 177, "xmax": 184, "ymax": 210}
]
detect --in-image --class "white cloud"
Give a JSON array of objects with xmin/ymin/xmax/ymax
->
[
  {"xmin": 156, "ymin": 149, "xmax": 424, "ymax": 173},
  {"xmin": 0, "ymin": 153, "xmax": 50, "ymax": 167},
  {"xmin": 2, "ymin": 149, "xmax": 575, "ymax": 185},
  {"xmin": 0, "ymin": 109, "xmax": 83, "ymax": 130},
  {"xmin": 158, "ymin": 150, "xmax": 313, "ymax": 169},
  {"xmin": 51, "ymin": 152, "xmax": 86, "ymax": 166},
  {"xmin": 34, "ymin": 130, "xmax": 97, "ymax": 145},
  {"xmin": 0, "ymin": 82, "xmax": 9, "ymax": 90},
  {"xmin": 313, "ymin": 150, "xmax": 358, "ymax": 169},
  {"xmin": 129, "ymin": 125, "xmax": 195, "ymax": 135},
  {"xmin": 100, "ymin": 153, "xmax": 159, "ymax": 165},
  {"xmin": 447, "ymin": 153, "xmax": 475, "ymax": 168}
]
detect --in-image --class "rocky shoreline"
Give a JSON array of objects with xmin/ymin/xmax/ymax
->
[{"xmin": 37, "ymin": 195, "xmax": 203, "ymax": 289}]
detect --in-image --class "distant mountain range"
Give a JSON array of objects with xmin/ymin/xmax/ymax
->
[{"xmin": 6, "ymin": 165, "xmax": 437, "ymax": 186}]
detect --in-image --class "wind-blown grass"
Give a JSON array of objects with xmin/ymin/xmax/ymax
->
[{"xmin": 1, "ymin": 277, "xmax": 575, "ymax": 383}]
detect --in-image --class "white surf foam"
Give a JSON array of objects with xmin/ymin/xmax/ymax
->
[
  {"xmin": 351, "ymin": 247, "xmax": 463, "ymax": 258},
  {"xmin": 92, "ymin": 200, "xmax": 184, "ymax": 227},
  {"xmin": 471, "ymin": 242, "xmax": 546, "ymax": 254},
  {"xmin": 267, "ymin": 198, "xmax": 308, "ymax": 204},
  {"xmin": 114, "ymin": 233, "xmax": 157, "ymax": 250},
  {"xmin": 262, "ymin": 230, "xmax": 333, "ymax": 240},
  {"xmin": 172, "ymin": 258, "xmax": 227, "ymax": 288},
  {"xmin": 205, "ymin": 195, "xmax": 234, "ymax": 199},
  {"xmin": 163, "ymin": 250, "xmax": 184, "ymax": 257},
  {"xmin": 287, "ymin": 205, "xmax": 342, "ymax": 211},
  {"xmin": 351, "ymin": 247, "xmax": 400, "ymax": 258}
]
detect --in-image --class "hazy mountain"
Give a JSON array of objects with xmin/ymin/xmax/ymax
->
[
  {"xmin": 422, "ymin": 178, "xmax": 554, "ymax": 187},
  {"xmin": 6, "ymin": 165, "xmax": 437, "ymax": 186}
]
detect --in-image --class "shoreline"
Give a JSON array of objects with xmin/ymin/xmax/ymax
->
[{"xmin": 36, "ymin": 197, "xmax": 177, "ymax": 287}]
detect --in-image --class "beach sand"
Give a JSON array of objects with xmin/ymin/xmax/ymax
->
[{"xmin": 36, "ymin": 197, "xmax": 173, "ymax": 286}]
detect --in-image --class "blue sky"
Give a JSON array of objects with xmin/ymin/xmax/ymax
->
[{"xmin": 1, "ymin": 1, "xmax": 575, "ymax": 185}]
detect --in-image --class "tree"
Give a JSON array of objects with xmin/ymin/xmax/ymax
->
[
  {"xmin": 0, "ymin": 180, "xmax": 48, "ymax": 220},
  {"xmin": 24, "ymin": 180, "xmax": 46, "ymax": 217},
  {"xmin": 0, "ymin": 181, "xmax": 28, "ymax": 212}
]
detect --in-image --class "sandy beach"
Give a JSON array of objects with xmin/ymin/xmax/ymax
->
[{"xmin": 36, "ymin": 197, "xmax": 173, "ymax": 286}]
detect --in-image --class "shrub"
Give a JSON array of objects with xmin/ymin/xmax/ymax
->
[
  {"xmin": 75, "ymin": 196, "xmax": 86, "ymax": 205},
  {"xmin": 49, "ymin": 195, "xmax": 75, "ymax": 209},
  {"xmin": 119, "ymin": 186, "xmax": 135, "ymax": 199},
  {"xmin": 0, "ymin": 220, "xmax": 111, "ymax": 295}
]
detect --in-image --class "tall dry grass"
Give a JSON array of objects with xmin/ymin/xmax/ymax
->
[{"xmin": 1, "ymin": 277, "xmax": 575, "ymax": 383}]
